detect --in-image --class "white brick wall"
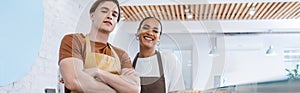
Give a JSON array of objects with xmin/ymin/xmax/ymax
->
[{"xmin": 0, "ymin": 0, "xmax": 91, "ymax": 92}]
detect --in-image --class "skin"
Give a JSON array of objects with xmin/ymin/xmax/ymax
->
[
  {"xmin": 59, "ymin": 1, "xmax": 139, "ymax": 93},
  {"xmin": 136, "ymin": 18, "xmax": 183, "ymax": 93},
  {"xmin": 137, "ymin": 18, "xmax": 161, "ymax": 58},
  {"xmin": 88, "ymin": 1, "xmax": 119, "ymax": 44}
]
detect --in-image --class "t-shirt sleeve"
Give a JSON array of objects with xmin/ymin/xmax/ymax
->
[
  {"xmin": 165, "ymin": 53, "xmax": 185, "ymax": 92},
  {"xmin": 113, "ymin": 47, "xmax": 133, "ymax": 69},
  {"xmin": 120, "ymin": 52, "xmax": 133, "ymax": 69},
  {"xmin": 58, "ymin": 34, "xmax": 84, "ymax": 64}
]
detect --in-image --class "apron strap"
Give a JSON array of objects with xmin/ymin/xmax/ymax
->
[
  {"xmin": 133, "ymin": 50, "xmax": 164, "ymax": 76},
  {"xmin": 84, "ymin": 35, "xmax": 97, "ymax": 68},
  {"xmin": 132, "ymin": 53, "xmax": 139, "ymax": 68},
  {"xmin": 156, "ymin": 51, "xmax": 164, "ymax": 76}
]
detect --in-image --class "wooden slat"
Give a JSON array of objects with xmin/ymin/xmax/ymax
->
[
  {"xmin": 135, "ymin": 6, "xmax": 146, "ymax": 19},
  {"xmin": 245, "ymin": 2, "xmax": 257, "ymax": 19},
  {"xmin": 121, "ymin": 6, "xmax": 130, "ymax": 21},
  {"xmin": 272, "ymin": 2, "xmax": 292, "ymax": 19},
  {"xmin": 230, "ymin": 3, "xmax": 240, "ymax": 20},
  {"xmin": 239, "ymin": 3, "xmax": 251, "ymax": 19},
  {"xmin": 120, "ymin": 7, "xmax": 130, "ymax": 21},
  {"xmin": 266, "ymin": 2, "xmax": 284, "ymax": 19},
  {"xmin": 154, "ymin": 5, "xmax": 163, "ymax": 20},
  {"xmin": 213, "ymin": 4, "xmax": 220, "ymax": 20},
  {"xmin": 249, "ymin": 2, "xmax": 264, "ymax": 19},
  {"xmin": 234, "ymin": 3, "xmax": 246, "ymax": 20},
  {"xmin": 170, "ymin": 5, "xmax": 176, "ymax": 20},
  {"xmin": 190, "ymin": 4, "xmax": 195, "ymax": 20},
  {"xmin": 120, "ymin": 1, "xmax": 299, "ymax": 21},
  {"xmin": 204, "ymin": 4, "xmax": 209, "ymax": 20},
  {"xmin": 150, "ymin": 5, "xmax": 158, "ymax": 19},
  {"xmin": 131, "ymin": 6, "xmax": 142, "ymax": 21},
  {"xmin": 194, "ymin": 4, "xmax": 199, "ymax": 20},
  {"xmin": 180, "ymin": 5, "xmax": 185, "ymax": 20},
  {"xmin": 226, "ymin": 3, "xmax": 235, "ymax": 20},
  {"xmin": 296, "ymin": 12, "xmax": 300, "ymax": 19},
  {"xmin": 291, "ymin": 6, "xmax": 300, "ymax": 19},
  {"xmin": 165, "ymin": 5, "xmax": 172, "ymax": 20},
  {"xmin": 281, "ymin": 2, "xmax": 299, "ymax": 19},
  {"xmin": 262, "ymin": 2, "xmax": 278, "ymax": 19},
  {"xmin": 208, "ymin": 4, "xmax": 214, "ymax": 20},
  {"xmin": 217, "ymin": 3, "xmax": 225, "ymax": 20},
  {"xmin": 159, "ymin": 5, "xmax": 167, "ymax": 20},
  {"xmin": 257, "ymin": 2, "xmax": 273, "ymax": 19},
  {"xmin": 199, "ymin": 4, "xmax": 204, "ymax": 20},
  {"xmin": 286, "ymin": 2, "xmax": 300, "ymax": 19},
  {"xmin": 140, "ymin": 6, "xmax": 149, "ymax": 18},
  {"xmin": 175, "ymin": 5, "xmax": 180, "ymax": 20},
  {"xmin": 222, "ymin": 3, "xmax": 230, "ymax": 20},
  {"xmin": 145, "ymin": 5, "xmax": 154, "ymax": 17},
  {"xmin": 275, "ymin": 2, "xmax": 296, "ymax": 19},
  {"xmin": 124, "ymin": 6, "xmax": 137, "ymax": 21}
]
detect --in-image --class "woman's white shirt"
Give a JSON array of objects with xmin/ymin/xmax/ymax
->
[{"xmin": 135, "ymin": 52, "xmax": 185, "ymax": 92}]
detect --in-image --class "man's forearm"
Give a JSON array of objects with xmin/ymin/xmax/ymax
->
[
  {"xmin": 60, "ymin": 58, "xmax": 116, "ymax": 93},
  {"xmin": 98, "ymin": 69, "xmax": 140, "ymax": 93},
  {"xmin": 76, "ymin": 70, "xmax": 117, "ymax": 93}
]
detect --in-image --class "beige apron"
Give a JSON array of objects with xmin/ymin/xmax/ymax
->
[
  {"xmin": 84, "ymin": 35, "xmax": 121, "ymax": 75},
  {"xmin": 69, "ymin": 35, "xmax": 121, "ymax": 93}
]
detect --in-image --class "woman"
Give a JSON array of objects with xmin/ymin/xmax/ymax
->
[{"xmin": 133, "ymin": 17, "xmax": 185, "ymax": 93}]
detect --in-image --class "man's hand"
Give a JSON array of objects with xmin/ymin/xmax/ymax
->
[
  {"xmin": 121, "ymin": 68, "xmax": 139, "ymax": 76},
  {"xmin": 84, "ymin": 68, "xmax": 107, "ymax": 82}
]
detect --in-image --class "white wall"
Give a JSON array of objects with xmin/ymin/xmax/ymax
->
[{"xmin": 190, "ymin": 33, "xmax": 300, "ymax": 90}]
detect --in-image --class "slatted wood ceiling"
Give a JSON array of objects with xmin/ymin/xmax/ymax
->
[{"xmin": 120, "ymin": 1, "xmax": 300, "ymax": 21}]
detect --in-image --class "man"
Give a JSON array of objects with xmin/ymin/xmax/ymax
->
[{"xmin": 58, "ymin": 0, "xmax": 140, "ymax": 93}]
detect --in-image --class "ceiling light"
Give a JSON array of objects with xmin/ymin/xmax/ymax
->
[
  {"xmin": 249, "ymin": 7, "xmax": 255, "ymax": 16},
  {"xmin": 120, "ymin": 10, "xmax": 125, "ymax": 21},
  {"xmin": 266, "ymin": 29, "xmax": 276, "ymax": 56},
  {"xmin": 184, "ymin": 8, "xmax": 190, "ymax": 13},
  {"xmin": 187, "ymin": 14, "xmax": 193, "ymax": 19},
  {"xmin": 209, "ymin": 31, "xmax": 219, "ymax": 57},
  {"xmin": 209, "ymin": 46, "xmax": 219, "ymax": 57},
  {"xmin": 266, "ymin": 45, "xmax": 276, "ymax": 56},
  {"xmin": 185, "ymin": 8, "xmax": 193, "ymax": 19}
]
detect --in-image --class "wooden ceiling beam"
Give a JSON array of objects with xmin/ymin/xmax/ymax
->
[
  {"xmin": 250, "ymin": 2, "xmax": 265, "ymax": 19},
  {"xmin": 281, "ymin": 2, "xmax": 299, "ymax": 19},
  {"xmin": 120, "ymin": 7, "xmax": 130, "ymax": 21},
  {"xmin": 226, "ymin": 3, "xmax": 235, "ymax": 20},
  {"xmin": 266, "ymin": 2, "xmax": 284, "ymax": 19},
  {"xmin": 180, "ymin": 5, "xmax": 185, "ymax": 20},
  {"xmin": 159, "ymin": 5, "xmax": 167, "ymax": 20},
  {"xmin": 230, "ymin": 3, "xmax": 240, "ymax": 20},
  {"xmin": 155, "ymin": 5, "xmax": 163, "ymax": 20},
  {"xmin": 136, "ymin": 6, "xmax": 146, "ymax": 19},
  {"xmin": 257, "ymin": 2, "xmax": 272, "ymax": 19},
  {"xmin": 217, "ymin": 3, "xmax": 224, "ymax": 20},
  {"xmin": 213, "ymin": 4, "xmax": 220, "ymax": 20},
  {"xmin": 245, "ymin": 2, "xmax": 257, "ymax": 19},
  {"xmin": 222, "ymin": 3, "xmax": 230, "ymax": 20},
  {"xmin": 272, "ymin": 2, "xmax": 292, "ymax": 19},
  {"xmin": 131, "ymin": 6, "xmax": 142, "ymax": 21},
  {"xmin": 124, "ymin": 6, "xmax": 137, "ymax": 21},
  {"xmin": 140, "ymin": 6, "xmax": 149, "ymax": 18},
  {"xmin": 175, "ymin": 5, "xmax": 180, "ymax": 20}
]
